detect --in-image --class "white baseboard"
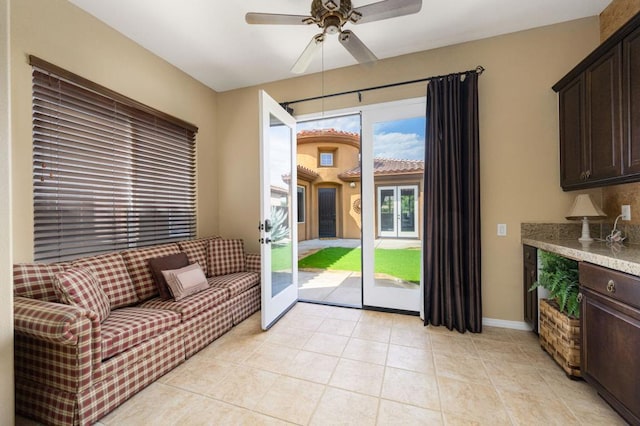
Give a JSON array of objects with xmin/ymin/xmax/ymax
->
[{"xmin": 482, "ymin": 317, "xmax": 532, "ymax": 331}]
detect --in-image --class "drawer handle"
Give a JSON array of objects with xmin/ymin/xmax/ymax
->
[
  {"xmin": 606, "ymin": 280, "xmax": 616, "ymax": 293},
  {"xmin": 577, "ymin": 293, "xmax": 583, "ymax": 303}
]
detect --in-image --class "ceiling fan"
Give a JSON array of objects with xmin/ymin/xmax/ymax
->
[{"xmin": 246, "ymin": 0, "xmax": 422, "ymax": 74}]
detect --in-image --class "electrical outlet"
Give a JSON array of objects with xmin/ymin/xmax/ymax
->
[
  {"xmin": 622, "ymin": 205, "xmax": 631, "ymax": 221},
  {"xmin": 497, "ymin": 223, "xmax": 507, "ymax": 236}
]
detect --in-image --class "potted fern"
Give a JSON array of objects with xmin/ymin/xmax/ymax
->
[{"xmin": 529, "ymin": 250, "xmax": 581, "ymax": 377}]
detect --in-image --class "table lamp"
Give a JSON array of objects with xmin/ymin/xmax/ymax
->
[{"xmin": 566, "ymin": 194, "xmax": 606, "ymax": 243}]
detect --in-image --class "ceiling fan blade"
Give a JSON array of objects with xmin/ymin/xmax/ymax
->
[
  {"xmin": 245, "ymin": 12, "xmax": 313, "ymax": 25},
  {"xmin": 322, "ymin": 0, "xmax": 341, "ymax": 11},
  {"xmin": 350, "ymin": 0, "xmax": 422, "ymax": 24},
  {"xmin": 339, "ymin": 30, "xmax": 378, "ymax": 65},
  {"xmin": 291, "ymin": 34, "xmax": 324, "ymax": 74}
]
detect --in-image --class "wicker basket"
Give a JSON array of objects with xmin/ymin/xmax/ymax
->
[{"xmin": 539, "ymin": 298, "xmax": 581, "ymax": 378}]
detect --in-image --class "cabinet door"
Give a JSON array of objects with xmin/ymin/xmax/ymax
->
[
  {"xmin": 623, "ymin": 25, "xmax": 640, "ymax": 176},
  {"xmin": 523, "ymin": 246, "xmax": 538, "ymax": 333},
  {"xmin": 586, "ymin": 45, "xmax": 622, "ymax": 182},
  {"xmin": 581, "ymin": 287, "xmax": 640, "ymax": 424},
  {"xmin": 559, "ymin": 75, "xmax": 586, "ymax": 189}
]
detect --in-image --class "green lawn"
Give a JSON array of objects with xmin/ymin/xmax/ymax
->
[
  {"xmin": 298, "ymin": 247, "xmax": 420, "ymax": 284},
  {"xmin": 270, "ymin": 243, "xmax": 293, "ymax": 272}
]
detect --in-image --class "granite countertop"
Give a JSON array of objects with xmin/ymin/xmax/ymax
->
[{"xmin": 522, "ymin": 237, "xmax": 640, "ymax": 276}]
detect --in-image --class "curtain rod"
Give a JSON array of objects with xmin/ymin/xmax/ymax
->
[{"xmin": 280, "ymin": 65, "xmax": 484, "ymax": 112}]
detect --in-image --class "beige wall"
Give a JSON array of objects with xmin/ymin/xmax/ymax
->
[
  {"xmin": 297, "ymin": 139, "xmax": 361, "ymax": 239},
  {"xmin": 218, "ymin": 17, "xmax": 602, "ymax": 322},
  {"xmin": 0, "ymin": 0, "xmax": 14, "ymax": 422},
  {"xmin": 10, "ymin": 0, "xmax": 219, "ymax": 262}
]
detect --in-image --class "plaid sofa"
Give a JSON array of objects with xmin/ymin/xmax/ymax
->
[{"xmin": 13, "ymin": 237, "xmax": 261, "ymax": 426}]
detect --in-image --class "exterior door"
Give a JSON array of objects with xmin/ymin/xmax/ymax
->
[
  {"xmin": 362, "ymin": 99, "xmax": 425, "ymax": 312},
  {"xmin": 377, "ymin": 185, "xmax": 418, "ymax": 238},
  {"xmin": 318, "ymin": 188, "xmax": 336, "ymax": 238},
  {"xmin": 259, "ymin": 90, "xmax": 297, "ymax": 330}
]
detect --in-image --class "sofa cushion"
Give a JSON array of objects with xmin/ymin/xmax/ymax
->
[
  {"xmin": 13, "ymin": 263, "xmax": 68, "ymax": 302},
  {"xmin": 53, "ymin": 268, "xmax": 111, "ymax": 323},
  {"xmin": 148, "ymin": 253, "xmax": 190, "ymax": 300},
  {"xmin": 207, "ymin": 272, "xmax": 260, "ymax": 298},
  {"xmin": 100, "ymin": 307, "xmax": 181, "ymax": 360},
  {"xmin": 178, "ymin": 239, "xmax": 210, "ymax": 277},
  {"xmin": 162, "ymin": 263, "xmax": 209, "ymax": 301},
  {"xmin": 121, "ymin": 244, "xmax": 180, "ymax": 302},
  {"xmin": 139, "ymin": 287, "xmax": 229, "ymax": 322},
  {"xmin": 72, "ymin": 252, "xmax": 139, "ymax": 309},
  {"xmin": 209, "ymin": 239, "xmax": 246, "ymax": 276}
]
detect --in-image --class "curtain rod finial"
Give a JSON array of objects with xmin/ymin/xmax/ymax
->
[{"xmin": 476, "ymin": 66, "xmax": 485, "ymax": 74}]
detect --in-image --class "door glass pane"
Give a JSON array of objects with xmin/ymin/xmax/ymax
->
[
  {"xmin": 400, "ymin": 188, "xmax": 416, "ymax": 233},
  {"xmin": 372, "ymin": 116, "xmax": 425, "ymax": 289},
  {"xmin": 380, "ymin": 189, "xmax": 395, "ymax": 232},
  {"xmin": 269, "ymin": 114, "xmax": 293, "ymax": 298}
]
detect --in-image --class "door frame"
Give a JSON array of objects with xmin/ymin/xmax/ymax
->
[
  {"xmin": 295, "ymin": 97, "xmax": 426, "ymax": 314},
  {"xmin": 259, "ymin": 90, "xmax": 298, "ymax": 330}
]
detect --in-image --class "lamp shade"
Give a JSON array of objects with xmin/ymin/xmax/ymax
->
[{"xmin": 566, "ymin": 194, "xmax": 606, "ymax": 220}]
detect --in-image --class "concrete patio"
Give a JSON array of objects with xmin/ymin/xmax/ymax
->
[{"xmin": 297, "ymin": 239, "xmax": 421, "ymax": 307}]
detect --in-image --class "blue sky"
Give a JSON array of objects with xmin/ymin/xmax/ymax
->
[{"xmin": 298, "ymin": 114, "xmax": 425, "ymax": 161}]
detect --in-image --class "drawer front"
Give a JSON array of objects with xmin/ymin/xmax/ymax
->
[{"xmin": 580, "ymin": 262, "xmax": 640, "ymax": 309}]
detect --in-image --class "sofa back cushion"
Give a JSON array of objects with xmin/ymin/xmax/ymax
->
[
  {"xmin": 148, "ymin": 252, "xmax": 190, "ymax": 300},
  {"xmin": 178, "ymin": 237, "xmax": 219, "ymax": 277},
  {"xmin": 209, "ymin": 239, "xmax": 246, "ymax": 276},
  {"xmin": 72, "ymin": 252, "xmax": 139, "ymax": 309},
  {"xmin": 13, "ymin": 263, "xmax": 68, "ymax": 301},
  {"xmin": 121, "ymin": 243, "xmax": 180, "ymax": 301},
  {"xmin": 53, "ymin": 267, "xmax": 111, "ymax": 322}
]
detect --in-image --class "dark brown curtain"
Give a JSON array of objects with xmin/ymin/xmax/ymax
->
[{"xmin": 423, "ymin": 71, "xmax": 482, "ymax": 333}]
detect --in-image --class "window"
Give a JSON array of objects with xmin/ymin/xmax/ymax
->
[
  {"xmin": 319, "ymin": 151, "xmax": 334, "ymax": 167},
  {"xmin": 31, "ymin": 56, "xmax": 198, "ymax": 262},
  {"xmin": 297, "ymin": 186, "xmax": 305, "ymax": 223}
]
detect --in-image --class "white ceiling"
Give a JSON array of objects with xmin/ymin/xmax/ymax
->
[{"xmin": 68, "ymin": 0, "xmax": 610, "ymax": 92}]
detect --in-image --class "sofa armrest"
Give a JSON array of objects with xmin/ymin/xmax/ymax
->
[
  {"xmin": 14, "ymin": 297, "xmax": 102, "ymax": 393},
  {"xmin": 245, "ymin": 253, "xmax": 261, "ymax": 273}
]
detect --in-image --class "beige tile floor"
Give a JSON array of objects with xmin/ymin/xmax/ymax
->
[{"xmin": 19, "ymin": 302, "xmax": 627, "ymax": 425}]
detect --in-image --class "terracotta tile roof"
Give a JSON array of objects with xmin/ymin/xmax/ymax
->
[
  {"xmin": 338, "ymin": 157, "xmax": 424, "ymax": 181},
  {"xmin": 297, "ymin": 128, "xmax": 359, "ymax": 138},
  {"xmin": 282, "ymin": 165, "xmax": 320, "ymax": 183}
]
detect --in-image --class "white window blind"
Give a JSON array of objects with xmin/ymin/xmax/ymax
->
[{"xmin": 31, "ymin": 58, "xmax": 198, "ymax": 262}]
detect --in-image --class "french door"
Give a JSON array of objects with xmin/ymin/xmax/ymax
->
[
  {"xmin": 259, "ymin": 91, "xmax": 298, "ymax": 330},
  {"xmin": 362, "ymin": 100, "xmax": 425, "ymax": 312},
  {"xmin": 377, "ymin": 185, "xmax": 419, "ymax": 238}
]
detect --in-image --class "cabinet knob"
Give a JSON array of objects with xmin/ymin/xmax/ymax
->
[
  {"xmin": 606, "ymin": 280, "xmax": 616, "ymax": 293},
  {"xmin": 580, "ymin": 172, "xmax": 586, "ymax": 180},
  {"xmin": 577, "ymin": 292, "xmax": 583, "ymax": 303},
  {"xmin": 585, "ymin": 170, "xmax": 591, "ymax": 179}
]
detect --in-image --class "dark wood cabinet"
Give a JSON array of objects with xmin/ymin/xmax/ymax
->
[
  {"xmin": 523, "ymin": 245, "xmax": 538, "ymax": 333},
  {"xmin": 623, "ymin": 25, "xmax": 640, "ymax": 177},
  {"xmin": 586, "ymin": 45, "xmax": 622, "ymax": 182},
  {"xmin": 579, "ymin": 262, "xmax": 640, "ymax": 425},
  {"xmin": 558, "ymin": 75, "xmax": 586, "ymax": 188},
  {"xmin": 554, "ymin": 12, "xmax": 640, "ymax": 191}
]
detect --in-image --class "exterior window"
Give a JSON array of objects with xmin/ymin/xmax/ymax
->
[
  {"xmin": 319, "ymin": 151, "xmax": 334, "ymax": 167},
  {"xmin": 31, "ymin": 60, "xmax": 197, "ymax": 262},
  {"xmin": 297, "ymin": 186, "xmax": 305, "ymax": 223}
]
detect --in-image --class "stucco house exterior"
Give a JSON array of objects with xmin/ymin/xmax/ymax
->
[{"xmin": 294, "ymin": 129, "xmax": 424, "ymax": 242}]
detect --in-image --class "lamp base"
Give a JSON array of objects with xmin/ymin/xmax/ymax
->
[{"xmin": 578, "ymin": 217, "xmax": 593, "ymax": 242}]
